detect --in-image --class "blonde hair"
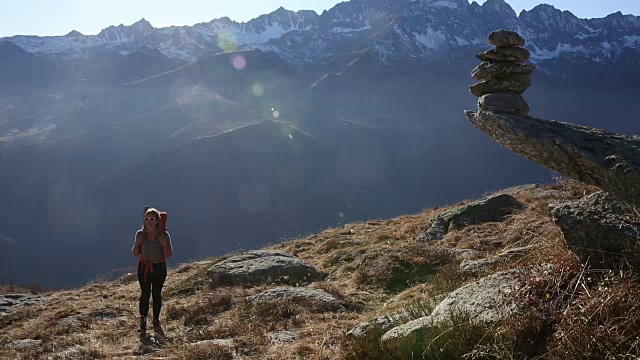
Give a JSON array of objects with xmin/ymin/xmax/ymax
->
[{"xmin": 139, "ymin": 207, "xmax": 166, "ymax": 241}]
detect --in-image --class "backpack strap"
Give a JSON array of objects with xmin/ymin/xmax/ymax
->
[{"xmin": 137, "ymin": 227, "xmax": 169, "ymax": 282}]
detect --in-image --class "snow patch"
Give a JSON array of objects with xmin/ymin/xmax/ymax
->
[
  {"xmin": 429, "ymin": 0, "xmax": 459, "ymax": 9},
  {"xmin": 623, "ymin": 35, "xmax": 640, "ymax": 48},
  {"xmin": 529, "ymin": 43, "xmax": 587, "ymax": 61},
  {"xmin": 600, "ymin": 41, "xmax": 612, "ymax": 50},
  {"xmin": 455, "ymin": 36, "xmax": 469, "ymax": 45},
  {"xmin": 330, "ymin": 25, "xmax": 372, "ymax": 33},
  {"xmin": 413, "ymin": 29, "xmax": 447, "ymax": 49}
]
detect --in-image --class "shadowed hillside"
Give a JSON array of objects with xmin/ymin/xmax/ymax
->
[{"xmin": 1, "ymin": 180, "xmax": 611, "ymax": 360}]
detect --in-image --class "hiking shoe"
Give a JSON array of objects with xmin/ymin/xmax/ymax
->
[
  {"xmin": 153, "ymin": 319, "xmax": 164, "ymax": 336},
  {"xmin": 139, "ymin": 317, "xmax": 147, "ymax": 332}
]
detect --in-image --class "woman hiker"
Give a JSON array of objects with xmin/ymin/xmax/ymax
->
[{"xmin": 132, "ymin": 206, "xmax": 173, "ymax": 334}]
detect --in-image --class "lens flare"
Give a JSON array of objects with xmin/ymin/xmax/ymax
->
[
  {"xmin": 272, "ymin": 110, "xmax": 280, "ymax": 118},
  {"xmin": 252, "ymin": 83, "xmax": 264, "ymax": 97},
  {"xmin": 231, "ymin": 54, "xmax": 246, "ymax": 70},
  {"xmin": 218, "ymin": 32, "xmax": 237, "ymax": 52}
]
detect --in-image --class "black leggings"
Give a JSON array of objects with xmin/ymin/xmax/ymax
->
[{"xmin": 138, "ymin": 262, "xmax": 167, "ymax": 321}]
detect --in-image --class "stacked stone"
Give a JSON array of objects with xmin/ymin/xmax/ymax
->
[{"xmin": 469, "ymin": 30, "xmax": 534, "ymax": 117}]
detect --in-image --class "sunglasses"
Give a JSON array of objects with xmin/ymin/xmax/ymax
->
[{"xmin": 144, "ymin": 217, "xmax": 157, "ymax": 222}]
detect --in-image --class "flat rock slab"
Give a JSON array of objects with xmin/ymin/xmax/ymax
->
[
  {"xmin": 465, "ymin": 110, "xmax": 640, "ymax": 209},
  {"xmin": 478, "ymin": 93, "xmax": 529, "ymax": 116},
  {"xmin": 488, "ymin": 30, "xmax": 526, "ymax": 47},
  {"xmin": 268, "ymin": 330, "xmax": 299, "ymax": 344},
  {"xmin": 473, "ymin": 62, "xmax": 535, "ymax": 81},
  {"xmin": 191, "ymin": 339, "xmax": 235, "ymax": 348},
  {"xmin": 247, "ymin": 286, "xmax": 345, "ymax": 311},
  {"xmin": 551, "ymin": 191, "xmax": 640, "ymax": 269},
  {"xmin": 476, "ymin": 47, "xmax": 530, "ymax": 63},
  {"xmin": 207, "ymin": 250, "xmax": 323, "ymax": 286},
  {"xmin": 417, "ymin": 193, "xmax": 523, "ymax": 241},
  {"xmin": 382, "ymin": 270, "xmax": 522, "ymax": 342},
  {"xmin": 470, "ymin": 75, "xmax": 531, "ymax": 97},
  {"xmin": 10, "ymin": 339, "xmax": 43, "ymax": 350},
  {"xmin": 0, "ymin": 293, "xmax": 46, "ymax": 313}
]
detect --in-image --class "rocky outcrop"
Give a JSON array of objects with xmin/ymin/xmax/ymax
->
[
  {"xmin": 207, "ymin": 250, "xmax": 324, "ymax": 286},
  {"xmin": 466, "ymin": 31, "xmax": 640, "ymax": 209},
  {"xmin": 0, "ymin": 293, "xmax": 46, "ymax": 313},
  {"xmin": 247, "ymin": 286, "xmax": 345, "ymax": 312},
  {"xmin": 464, "ymin": 110, "xmax": 640, "ymax": 209},
  {"xmin": 460, "ymin": 245, "xmax": 535, "ymax": 275},
  {"xmin": 465, "ymin": 31, "xmax": 640, "ymax": 274},
  {"xmin": 551, "ymin": 191, "xmax": 640, "ymax": 269},
  {"xmin": 417, "ymin": 194, "xmax": 523, "ymax": 241},
  {"xmin": 470, "ymin": 30, "xmax": 534, "ymax": 116},
  {"xmin": 381, "ymin": 270, "xmax": 522, "ymax": 342}
]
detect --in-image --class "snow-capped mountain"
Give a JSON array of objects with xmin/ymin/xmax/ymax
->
[
  {"xmin": 2, "ymin": 0, "xmax": 640, "ymax": 65},
  {"xmin": 3, "ymin": 8, "xmax": 317, "ymax": 62}
]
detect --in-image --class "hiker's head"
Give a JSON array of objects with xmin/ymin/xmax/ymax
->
[{"xmin": 142, "ymin": 208, "xmax": 162, "ymax": 235}]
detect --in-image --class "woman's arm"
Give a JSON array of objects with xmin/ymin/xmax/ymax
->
[
  {"xmin": 132, "ymin": 232, "xmax": 143, "ymax": 256},
  {"xmin": 160, "ymin": 232, "xmax": 173, "ymax": 258}
]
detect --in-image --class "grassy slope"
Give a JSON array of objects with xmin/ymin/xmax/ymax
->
[{"xmin": 4, "ymin": 180, "xmax": 635, "ymax": 360}]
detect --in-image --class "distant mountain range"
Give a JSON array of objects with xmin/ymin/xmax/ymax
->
[
  {"xmin": 1, "ymin": 0, "xmax": 639, "ymax": 288},
  {"xmin": 3, "ymin": 0, "xmax": 640, "ymax": 65}
]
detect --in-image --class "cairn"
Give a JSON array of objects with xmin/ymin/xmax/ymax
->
[{"xmin": 469, "ymin": 30, "xmax": 534, "ymax": 117}]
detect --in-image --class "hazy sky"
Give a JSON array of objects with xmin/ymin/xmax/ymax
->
[{"xmin": 1, "ymin": 0, "xmax": 639, "ymax": 37}]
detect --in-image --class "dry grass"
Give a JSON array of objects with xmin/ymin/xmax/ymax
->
[
  {"xmin": 2, "ymin": 180, "xmax": 636, "ymax": 359},
  {"xmin": 0, "ymin": 283, "xmax": 44, "ymax": 294}
]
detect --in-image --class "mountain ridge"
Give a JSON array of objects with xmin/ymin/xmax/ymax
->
[{"xmin": 3, "ymin": 0, "xmax": 639, "ymax": 65}]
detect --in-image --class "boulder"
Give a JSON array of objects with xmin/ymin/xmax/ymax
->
[
  {"xmin": 416, "ymin": 215, "xmax": 447, "ymax": 241},
  {"xmin": 478, "ymin": 93, "xmax": 529, "ymax": 116},
  {"xmin": 551, "ymin": 191, "xmax": 640, "ymax": 269},
  {"xmin": 417, "ymin": 194, "xmax": 523, "ymax": 241},
  {"xmin": 472, "ymin": 62, "xmax": 535, "ymax": 81},
  {"xmin": 346, "ymin": 312, "xmax": 407, "ymax": 338},
  {"xmin": 469, "ymin": 74, "xmax": 531, "ymax": 97},
  {"xmin": 476, "ymin": 47, "xmax": 530, "ymax": 63},
  {"xmin": 207, "ymin": 250, "xmax": 323, "ymax": 286},
  {"xmin": 382, "ymin": 270, "xmax": 522, "ymax": 342},
  {"xmin": 464, "ymin": 110, "xmax": 640, "ymax": 209},
  {"xmin": 488, "ymin": 30, "xmax": 526, "ymax": 47},
  {"xmin": 247, "ymin": 286, "xmax": 345, "ymax": 311},
  {"xmin": 57, "ymin": 314, "xmax": 89, "ymax": 331},
  {"xmin": 430, "ymin": 269, "xmax": 522, "ymax": 323}
]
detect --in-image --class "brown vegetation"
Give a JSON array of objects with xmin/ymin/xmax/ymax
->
[{"xmin": 2, "ymin": 180, "xmax": 638, "ymax": 359}]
